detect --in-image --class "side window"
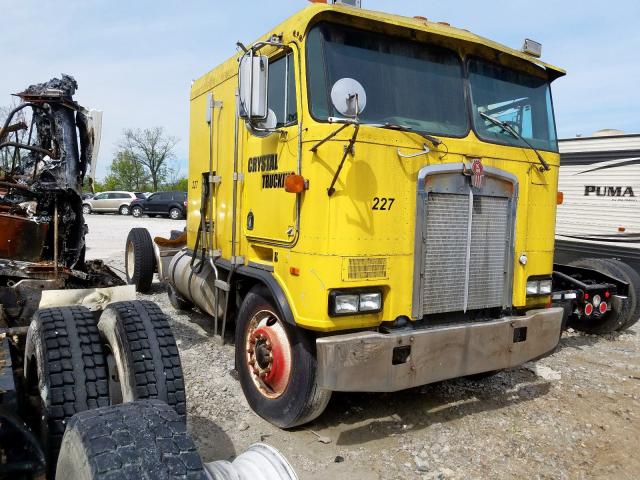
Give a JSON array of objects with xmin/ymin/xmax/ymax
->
[
  {"xmin": 268, "ymin": 53, "xmax": 297, "ymax": 127},
  {"xmin": 94, "ymin": 193, "xmax": 108, "ymax": 200}
]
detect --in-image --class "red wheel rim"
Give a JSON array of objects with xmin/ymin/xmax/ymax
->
[{"xmin": 245, "ymin": 310, "xmax": 292, "ymax": 399}]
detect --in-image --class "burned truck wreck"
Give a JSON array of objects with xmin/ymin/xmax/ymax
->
[{"xmin": 0, "ymin": 75, "xmax": 123, "ymax": 326}]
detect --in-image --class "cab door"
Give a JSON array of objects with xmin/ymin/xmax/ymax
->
[{"xmin": 241, "ymin": 51, "xmax": 299, "ymax": 245}]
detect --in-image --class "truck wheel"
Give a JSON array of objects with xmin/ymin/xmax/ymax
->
[
  {"xmin": 56, "ymin": 401, "xmax": 205, "ymax": 480},
  {"xmin": 168, "ymin": 283, "xmax": 194, "ymax": 311},
  {"xmin": 125, "ymin": 227, "xmax": 156, "ymax": 293},
  {"xmin": 568, "ymin": 258, "xmax": 636, "ymax": 333},
  {"xmin": 98, "ymin": 301, "xmax": 187, "ymax": 422},
  {"xmin": 24, "ymin": 306, "xmax": 110, "ymax": 477},
  {"xmin": 235, "ymin": 286, "xmax": 331, "ymax": 428}
]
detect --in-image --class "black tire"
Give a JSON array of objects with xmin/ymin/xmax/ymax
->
[
  {"xmin": 24, "ymin": 306, "xmax": 109, "ymax": 478},
  {"xmin": 56, "ymin": 401, "xmax": 205, "ymax": 480},
  {"xmin": 169, "ymin": 207, "xmax": 183, "ymax": 220},
  {"xmin": 168, "ymin": 283, "xmax": 194, "ymax": 311},
  {"xmin": 235, "ymin": 286, "xmax": 331, "ymax": 428},
  {"xmin": 118, "ymin": 204, "xmax": 130, "ymax": 215},
  {"xmin": 131, "ymin": 205, "xmax": 143, "ymax": 218},
  {"xmin": 568, "ymin": 258, "xmax": 636, "ymax": 333},
  {"xmin": 82, "ymin": 204, "xmax": 91, "ymax": 215},
  {"xmin": 98, "ymin": 301, "xmax": 187, "ymax": 422},
  {"xmin": 125, "ymin": 227, "xmax": 156, "ymax": 293}
]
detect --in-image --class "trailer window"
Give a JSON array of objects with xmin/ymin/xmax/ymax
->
[
  {"xmin": 306, "ymin": 23, "xmax": 468, "ymax": 137},
  {"xmin": 468, "ymin": 58, "xmax": 558, "ymax": 152},
  {"xmin": 268, "ymin": 53, "xmax": 297, "ymax": 127}
]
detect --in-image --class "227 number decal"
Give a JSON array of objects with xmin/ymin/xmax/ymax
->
[{"xmin": 372, "ymin": 197, "xmax": 395, "ymax": 211}]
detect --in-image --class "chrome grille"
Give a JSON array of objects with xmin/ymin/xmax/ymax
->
[{"xmin": 420, "ymin": 193, "xmax": 510, "ymax": 316}]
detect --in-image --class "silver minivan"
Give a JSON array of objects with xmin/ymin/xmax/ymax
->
[{"xmin": 82, "ymin": 191, "xmax": 144, "ymax": 215}]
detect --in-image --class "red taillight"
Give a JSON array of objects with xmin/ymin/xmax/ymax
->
[
  {"xmin": 183, "ymin": 201, "xmax": 188, "ymax": 207},
  {"xmin": 584, "ymin": 303, "xmax": 594, "ymax": 316},
  {"xmin": 604, "ymin": 291, "xmax": 610, "ymax": 299},
  {"xmin": 584, "ymin": 293, "xmax": 590, "ymax": 300},
  {"xmin": 599, "ymin": 302, "xmax": 607, "ymax": 314}
]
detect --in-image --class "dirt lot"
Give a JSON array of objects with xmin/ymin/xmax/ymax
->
[{"xmin": 87, "ymin": 214, "xmax": 640, "ymax": 480}]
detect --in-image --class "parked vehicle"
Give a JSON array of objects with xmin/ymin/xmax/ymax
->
[
  {"xmin": 130, "ymin": 190, "xmax": 187, "ymax": 219},
  {"xmin": 81, "ymin": 192, "xmax": 94, "ymax": 200},
  {"xmin": 556, "ymin": 130, "xmax": 640, "ymax": 272},
  {"xmin": 82, "ymin": 191, "xmax": 145, "ymax": 215}
]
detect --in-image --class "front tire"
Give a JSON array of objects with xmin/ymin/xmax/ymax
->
[
  {"xmin": 82, "ymin": 204, "xmax": 91, "ymax": 215},
  {"xmin": 235, "ymin": 286, "xmax": 331, "ymax": 428},
  {"xmin": 131, "ymin": 206, "xmax": 143, "ymax": 218}
]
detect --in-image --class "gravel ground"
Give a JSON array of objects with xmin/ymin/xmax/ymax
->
[{"xmin": 87, "ymin": 214, "xmax": 640, "ymax": 480}]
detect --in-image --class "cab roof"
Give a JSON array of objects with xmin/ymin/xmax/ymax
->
[{"xmin": 191, "ymin": 3, "xmax": 565, "ymax": 99}]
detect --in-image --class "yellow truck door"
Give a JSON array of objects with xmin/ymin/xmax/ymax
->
[{"xmin": 242, "ymin": 52, "xmax": 299, "ymax": 245}]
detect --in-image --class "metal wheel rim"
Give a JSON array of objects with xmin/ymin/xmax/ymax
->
[
  {"xmin": 121, "ymin": 206, "xmax": 130, "ymax": 215},
  {"xmin": 126, "ymin": 241, "xmax": 135, "ymax": 279},
  {"xmin": 170, "ymin": 209, "xmax": 179, "ymax": 219},
  {"xmin": 245, "ymin": 309, "xmax": 292, "ymax": 399},
  {"xmin": 82, "ymin": 205, "xmax": 90, "ymax": 214},
  {"xmin": 133, "ymin": 208, "xmax": 141, "ymax": 217}
]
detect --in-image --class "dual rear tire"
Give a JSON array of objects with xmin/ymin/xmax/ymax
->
[{"xmin": 25, "ymin": 301, "xmax": 186, "ymax": 477}]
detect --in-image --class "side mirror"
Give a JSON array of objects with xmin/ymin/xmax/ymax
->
[{"xmin": 238, "ymin": 55, "xmax": 269, "ymax": 120}]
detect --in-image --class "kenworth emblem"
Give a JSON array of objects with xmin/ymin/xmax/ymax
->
[{"xmin": 471, "ymin": 158, "xmax": 485, "ymax": 188}]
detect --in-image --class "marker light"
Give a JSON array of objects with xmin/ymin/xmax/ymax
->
[
  {"xmin": 522, "ymin": 39, "xmax": 542, "ymax": 58},
  {"xmin": 599, "ymin": 302, "xmax": 608, "ymax": 314},
  {"xmin": 584, "ymin": 303, "xmax": 594, "ymax": 316}
]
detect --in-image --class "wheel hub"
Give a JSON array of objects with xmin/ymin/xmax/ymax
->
[{"xmin": 246, "ymin": 312, "xmax": 292, "ymax": 399}]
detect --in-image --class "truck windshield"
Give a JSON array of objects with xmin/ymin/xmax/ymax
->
[
  {"xmin": 306, "ymin": 23, "xmax": 468, "ymax": 137},
  {"xmin": 468, "ymin": 58, "xmax": 558, "ymax": 152}
]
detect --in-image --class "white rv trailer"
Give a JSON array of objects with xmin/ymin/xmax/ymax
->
[{"xmin": 556, "ymin": 130, "xmax": 640, "ymax": 272}]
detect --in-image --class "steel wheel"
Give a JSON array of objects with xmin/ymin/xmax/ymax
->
[
  {"xmin": 126, "ymin": 242, "xmax": 135, "ymax": 279},
  {"xmin": 245, "ymin": 310, "xmax": 292, "ymax": 399}
]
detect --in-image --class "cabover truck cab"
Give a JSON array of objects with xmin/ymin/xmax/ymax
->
[{"xmin": 167, "ymin": 2, "xmax": 567, "ymax": 427}]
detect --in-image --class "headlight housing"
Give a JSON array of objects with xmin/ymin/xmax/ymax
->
[
  {"xmin": 526, "ymin": 278, "xmax": 553, "ymax": 296},
  {"xmin": 329, "ymin": 289, "xmax": 383, "ymax": 316}
]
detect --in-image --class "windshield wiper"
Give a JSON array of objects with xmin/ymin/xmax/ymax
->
[
  {"xmin": 479, "ymin": 112, "xmax": 550, "ymax": 171},
  {"xmin": 378, "ymin": 123, "xmax": 443, "ymax": 148}
]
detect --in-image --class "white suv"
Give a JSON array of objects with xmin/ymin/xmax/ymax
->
[{"xmin": 82, "ymin": 191, "xmax": 145, "ymax": 215}]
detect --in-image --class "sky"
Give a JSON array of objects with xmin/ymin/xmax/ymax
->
[{"xmin": 1, "ymin": 0, "xmax": 639, "ymax": 180}]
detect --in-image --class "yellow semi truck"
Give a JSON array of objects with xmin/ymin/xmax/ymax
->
[{"xmin": 124, "ymin": 1, "xmax": 637, "ymax": 427}]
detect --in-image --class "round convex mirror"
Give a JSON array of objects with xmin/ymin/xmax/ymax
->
[
  {"xmin": 250, "ymin": 109, "xmax": 278, "ymax": 138},
  {"xmin": 330, "ymin": 78, "xmax": 367, "ymax": 118}
]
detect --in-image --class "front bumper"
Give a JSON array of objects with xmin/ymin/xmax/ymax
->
[{"xmin": 316, "ymin": 307, "xmax": 564, "ymax": 392}]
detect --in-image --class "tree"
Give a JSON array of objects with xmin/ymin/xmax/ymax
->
[
  {"xmin": 104, "ymin": 151, "xmax": 149, "ymax": 191},
  {"xmin": 119, "ymin": 127, "xmax": 178, "ymax": 191}
]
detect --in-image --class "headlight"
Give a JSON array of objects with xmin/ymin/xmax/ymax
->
[
  {"xmin": 539, "ymin": 279, "xmax": 552, "ymax": 295},
  {"xmin": 359, "ymin": 292, "xmax": 382, "ymax": 312},
  {"xmin": 526, "ymin": 278, "xmax": 553, "ymax": 296},
  {"xmin": 330, "ymin": 289, "xmax": 383, "ymax": 316},
  {"xmin": 334, "ymin": 294, "xmax": 359, "ymax": 315}
]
